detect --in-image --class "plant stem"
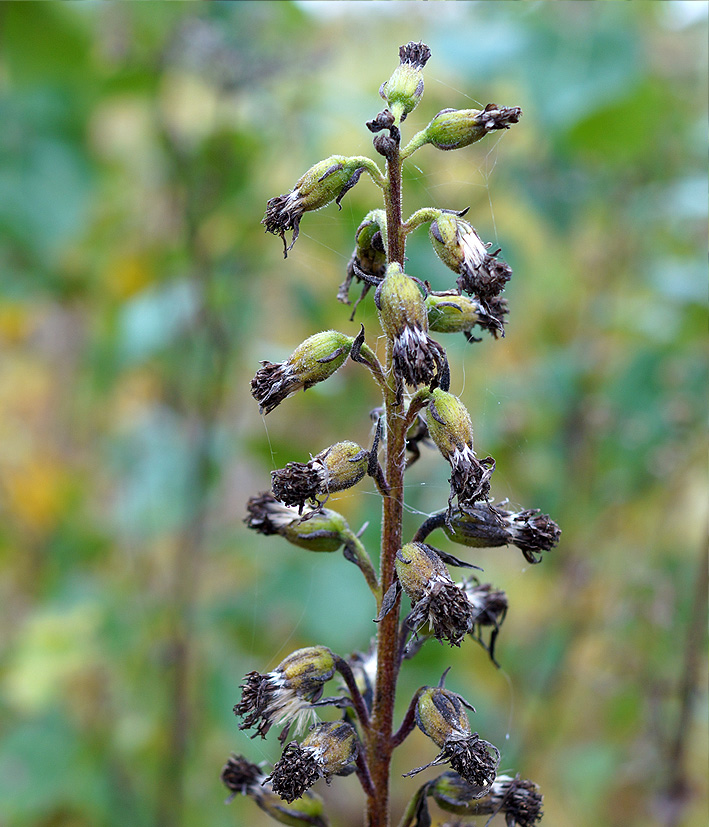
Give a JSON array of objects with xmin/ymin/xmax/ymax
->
[
  {"xmin": 366, "ymin": 133, "xmax": 406, "ymax": 827},
  {"xmin": 343, "ymin": 532, "xmax": 381, "ymax": 604}
]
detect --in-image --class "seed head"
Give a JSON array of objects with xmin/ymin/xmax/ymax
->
[
  {"xmin": 423, "ymin": 104, "xmax": 522, "ymax": 151},
  {"xmin": 245, "ymin": 492, "xmax": 349, "ymax": 552},
  {"xmin": 268, "ymin": 721, "xmax": 359, "ymax": 803},
  {"xmin": 220, "ymin": 753, "xmax": 264, "ymax": 799},
  {"xmin": 376, "ymin": 263, "xmax": 446, "ymax": 387},
  {"xmin": 396, "ymin": 542, "xmax": 474, "ymax": 646},
  {"xmin": 234, "ymin": 646, "xmax": 336, "ymax": 739},
  {"xmin": 426, "ymin": 388, "xmax": 495, "ymax": 511},
  {"xmin": 443, "ymin": 504, "xmax": 561, "ymax": 563},
  {"xmin": 271, "ymin": 441, "xmax": 369, "ymax": 512},
  {"xmin": 251, "ymin": 331, "xmax": 354, "ymax": 415},
  {"xmin": 429, "ymin": 213, "xmax": 512, "ymax": 303},
  {"xmin": 380, "ymin": 41, "xmax": 431, "ymax": 123},
  {"xmin": 405, "ymin": 686, "xmax": 500, "ymax": 790},
  {"xmin": 264, "ymin": 156, "xmax": 368, "ymax": 256}
]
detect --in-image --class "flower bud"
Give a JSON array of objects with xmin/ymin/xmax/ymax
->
[
  {"xmin": 429, "ymin": 212, "xmax": 512, "ymax": 303},
  {"xmin": 268, "ymin": 721, "xmax": 358, "ymax": 803},
  {"xmin": 380, "ymin": 41, "xmax": 431, "ymax": 122},
  {"xmin": 396, "ymin": 543, "xmax": 474, "ymax": 646},
  {"xmin": 271, "ymin": 441, "xmax": 368, "ymax": 511},
  {"xmin": 405, "ymin": 686, "xmax": 500, "ymax": 791},
  {"xmin": 234, "ymin": 646, "xmax": 336, "ymax": 739},
  {"xmin": 427, "ymin": 389, "xmax": 494, "ymax": 510},
  {"xmin": 376, "ymin": 263, "xmax": 446, "ymax": 387},
  {"xmin": 443, "ymin": 504, "xmax": 561, "ymax": 563},
  {"xmin": 422, "ymin": 104, "xmax": 521, "ymax": 151},
  {"xmin": 245, "ymin": 492, "xmax": 349, "ymax": 552},
  {"xmin": 251, "ymin": 331, "xmax": 354, "ymax": 415},
  {"xmin": 264, "ymin": 156, "xmax": 369, "ymax": 256}
]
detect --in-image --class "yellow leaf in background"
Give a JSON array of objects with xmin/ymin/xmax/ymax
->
[
  {"xmin": 0, "ymin": 304, "xmax": 32, "ymax": 343},
  {"xmin": 4, "ymin": 458, "xmax": 68, "ymax": 533},
  {"xmin": 3, "ymin": 606, "xmax": 100, "ymax": 714},
  {"xmin": 104, "ymin": 253, "xmax": 154, "ymax": 300}
]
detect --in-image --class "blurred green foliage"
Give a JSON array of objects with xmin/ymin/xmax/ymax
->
[{"xmin": 0, "ymin": 2, "xmax": 706, "ymax": 827}]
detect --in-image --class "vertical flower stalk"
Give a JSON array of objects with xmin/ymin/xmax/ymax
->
[{"xmin": 228, "ymin": 41, "xmax": 560, "ymax": 827}]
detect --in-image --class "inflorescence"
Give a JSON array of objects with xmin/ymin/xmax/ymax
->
[{"xmin": 226, "ymin": 41, "xmax": 559, "ymax": 827}]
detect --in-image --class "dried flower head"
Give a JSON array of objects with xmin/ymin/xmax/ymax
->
[
  {"xmin": 245, "ymin": 492, "xmax": 349, "ymax": 552},
  {"xmin": 443, "ymin": 503, "xmax": 561, "ymax": 563},
  {"xmin": 429, "ymin": 212, "xmax": 512, "ymax": 303},
  {"xmin": 460, "ymin": 578, "xmax": 508, "ymax": 664},
  {"xmin": 396, "ymin": 542, "xmax": 474, "ymax": 646},
  {"xmin": 405, "ymin": 686, "xmax": 500, "ymax": 791},
  {"xmin": 251, "ymin": 330, "xmax": 354, "ymax": 415},
  {"xmin": 423, "ymin": 103, "xmax": 522, "ymax": 151},
  {"xmin": 234, "ymin": 646, "xmax": 336, "ymax": 740},
  {"xmin": 264, "ymin": 156, "xmax": 369, "ymax": 256},
  {"xmin": 268, "ymin": 721, "xmax": 359, "ymax": 803},
  {"xmin": 271, "ymin": 441, "xmax": 369, "ymax": 512},
  {"xmin": 376, "ymin": 263, "xmax": 446, "ymax": 387},
  {"xmin": 220, "ymin": 753, "xmax": 264, "ymax": 800},
  {"xmin": 426, "ymin": 388, "xmax": 495, "ymax": 512}
]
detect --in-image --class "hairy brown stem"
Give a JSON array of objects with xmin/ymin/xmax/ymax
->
[
  {"xmin": 366, "ymin": 133, "xmax": 405, "ymax": 827},
  {"xmin": 335, "ymin": 656, "xmax": 371, "ymax": 731}
]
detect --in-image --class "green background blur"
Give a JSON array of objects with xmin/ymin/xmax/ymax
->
[{"xmin": 0, "ymin": 2, "xmax": 706, "ymax": 826}]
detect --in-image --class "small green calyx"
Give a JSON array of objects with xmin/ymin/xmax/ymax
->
[
  {"xmin": 290, "ymin": 330, "xmax": 354, "ymax": 387},
  {"xmin": 430, "ymin": 212, "xmax": 512, "ymax": 303},
  {"xmin": 271, "ymin": 440, "xmax": 368, "ymax": 512},
  {"xmin": 283, "ymin": 511, "xmax": 348, "ymax": 552},
  {"xmin": 416, "ymin": 686, "xmax": 472, "ymax": 748},
  {"xmin": 395, "ymin": 542, "xmax": 447, "ymax": 602},
  {"xmin": 279, "ymin": 646, "xmax": 337, "ymax": 691},
  {"xmin": 321, "ymin": 440, "xmax": 369, "ymax": 492},
  {"xmin": 443, "ymin": 507, "xmax": 505, "ymax": 549},
  {"xmin": 423, "ymin": 104, "xmax": 522, "ymax": 151},
  {"xmin": 429, "ymin": 212, "xmax": 465, "ymax": 272},
  {"xmin": 426, "ymin": 293, "xmax": 482, "ymax": 334},
  {"xmin": 380, "ymin": 41, "xmax": 431, "ymax": 123},
  {"xmin": 376, "ymin": 263, "xmax": 428, "ymax": 337},
  {"xmin": 376, "ymin": 263, "xmax": 426, "ymax": 333},
  {"xmin": 302, "ymin": 720, "xmax": 359, "ymax": 774},
  {"xmin": 426, "ymin": 388, "xmax": 474, "ymax": 458},
  {"xmin": 245, "ymin": 492, "xmax": 349, "ymax": 552}
]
